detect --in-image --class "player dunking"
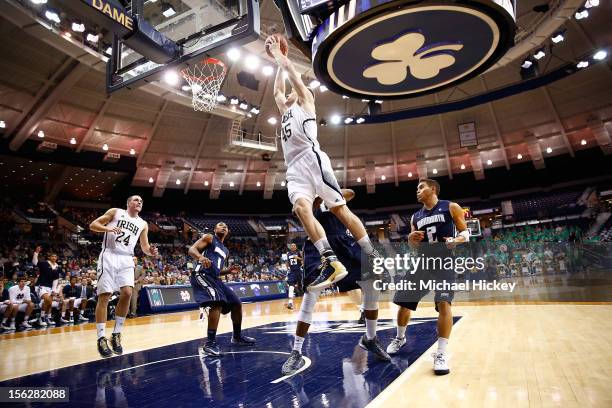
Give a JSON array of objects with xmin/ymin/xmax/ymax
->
[
  {"xmin": 89, "ymin": 195, "xmax": 158, "ymax": 357},
  {"xmin": 266, "ymin": 35, "xmax": 379, "ymax": 293},
  {"xmin": 286, "ymin": 243, "xmax": 303, "ymax": 309},
  {"xmin": 188, "ymin": 222, "xmax": 256, "ymax": 357},
  {"xmin": 281, "ymin": 189, "xmax": 391, "ymax": 375},
  {"xmin": 386, "ymin": 179, "xmax": 469, "ymax": 375}
]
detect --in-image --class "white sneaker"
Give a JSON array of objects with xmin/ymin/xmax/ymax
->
[
  {"xmin": 78, "ymin": 315, "xmax": 89, "ymax": 322},
  {"xmin": 8, "ymin": 322, "xmax": 16, "ymax": 331},
  {"xmin": 386, "ymin": 337, "xmax": 406, "ymax": 355},
  {"xmin": 432, "ymin": 352, "xmax": 450, "ymax": 375},
  {"xmin": 38, "ymin": 318, "xmax": 47, "ymax": 327},
  {"xmin": 45, "ymin": 317, "xmax": 55, "ymax": 326},
  {"xmin": 21, "ymin": 321, "xmax": 32, "ymax": 329},
  {"xmin": 0, "ymin": 322, "xmax": 10, "ymax": 331},
  {"xmin": 60, "ymin": 317, "xmax": 71, "ymax": 324}
]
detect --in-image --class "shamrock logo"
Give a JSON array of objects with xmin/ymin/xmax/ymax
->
[{"xmin": 363, "ymin": 32, "xmax": 464, "ymax": 85}]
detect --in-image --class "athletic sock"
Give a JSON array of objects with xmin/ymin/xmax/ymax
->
[
  {"xmin": 40, "ymin": 311, "xmax": 46, "ymax": 318},
  {"xmin": 314, "ymin": 238, "xmax": 332, "ymax": 256},
  {"xmin": 396, "ymin": 324, "xmax": 407, "ymax": 339},
  {"xmin": 2, "ymin": 318, "xmax": 7, "ymax": 324},
  {"xmin": 68, "ymin": 311, "xmax": 73, "ymax": 319},
  {"xmin": 113, "ymin": 316, "xmax": 126, "ymax": 334},
  {"xmin": 96, "ymin": 323, "xmax": 106, "ymax": 339},
  {"xmin": 288, "ymin": 285, "xmax": 294, "ymax": 299},
  {"xmin": 437, "ymin": 337, "xmax": 448, "ymax": 354},
  {"xmin": 24, "ymin": 314, "xmax": 30, "ymax": 320},
  {"xmin": 207, "ymin": 328, "xmax": 217, "ymax": 342},
  {"xmin": 357, "ymin": 236, "xmax": 374, "ymax": 255},
  {"xmin": 232, "ymin": 322, "xmax": 241, "ymax": 339},
  {"xmin": 365, "ymin": 319, "xmax": 377, "ymax": 340},
  {"xmin": 293, "ymin": 335, "xmax": 305, "ymax": 353}
]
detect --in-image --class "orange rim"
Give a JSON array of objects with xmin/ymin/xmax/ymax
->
[{"xmin": 181, "ymin": 58, "xmax": 227, "ymax": 82}]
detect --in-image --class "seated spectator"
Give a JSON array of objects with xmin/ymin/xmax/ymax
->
[
  {"xmin": 62, "ymin": 276, "xmax": 89, "ymax": 323},
  {"xmin": 4, "ymin": 276, "xmax": 34, "ymax": 330}
]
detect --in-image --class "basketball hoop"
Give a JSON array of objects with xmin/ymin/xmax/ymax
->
[{"xmin": 181, "ymin": 58, "xmax": 227, "ymax": 112}]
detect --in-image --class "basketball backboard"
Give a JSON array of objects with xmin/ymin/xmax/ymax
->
[{"xmin": 107, "ymin": 0, "xmax": 260, "ymax": 93}]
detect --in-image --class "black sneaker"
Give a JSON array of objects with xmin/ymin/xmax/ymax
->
[
  {"xmin": 97, "ymin": 337, "xmax": 113, "ymax": 358},
  {"xmin": 357, "ymin": 311, "xmax": 366, "ymax": 325},
  {"xmin": 110, "ymin": 333, "xmax": 123, "ymax": 354},
  {"xmin": 231, "ymin": 334, "xmax": 256, "ymax": 346},
  {"xmin": 358, "ymin": 334, "xmax": 391, "ymax": 361},
  {"xmin": 286, "ymin": 303, "xmax": 293, "ymax": 310},
  {"xmin": 307, "ymin": 256, "xmax": 347, "ymax": 293},
  {"xmin": 202, "ymin": 340, "xmax": 222, "ymax": 357},
  {"xmin": 281, "ymin": 350, "xmax": 305, "ymax": 375}
]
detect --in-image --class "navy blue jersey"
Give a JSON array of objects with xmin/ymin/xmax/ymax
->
[
  {"xmin": 411, "ymin": 200, "xmax": 456, "ymax": 243},
  {"xmin": 287, "ymin": 251, "xmax": 302, "ymax": 271},
  {"xmin": 194, "ymin": 235, "xmax": 229, "ymax": 278},
  {"xmin": 314, "ymin": 205, "xmax": 352, "ymax": 237}
]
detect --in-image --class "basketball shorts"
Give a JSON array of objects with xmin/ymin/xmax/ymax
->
[
  {"xmin": 286, "ymin": 149, "xmax": 346, "ymax": 209},
  {"xmin": 0, "ymin": 304, "xmax": 8, "ymax": 314},
  {"xmin": 190, "ymin": 272, "xmax": 241, "ymax": 315},
  {"xmin": 303, "ymin": 234, "xmax": 362, "ymax": 292},
  {"xmin": 287, "ymin": 268, "xmax": 303, "ymax": 286},
  {"xmin": 36, "ymin": 286, "xmax": 53, "ymax": 298},
  {"xmin": 97, "ymin": 250, "xmax": 135, "ymax": 294},
  {"xmin": 72, "ymin": 298, "xmax": 84, "ymax": 308},
  {"xmin": 17, "ymin": 303, "xmax": 29, "ymax": 313},
  {"xmin": 393, "ymin": 268, "xmax": 456, "ymax": 311}
]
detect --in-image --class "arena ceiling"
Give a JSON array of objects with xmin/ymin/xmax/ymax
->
[{"xmin": 0, "ymin": 0, "xmax": 611, "ymax": 202}]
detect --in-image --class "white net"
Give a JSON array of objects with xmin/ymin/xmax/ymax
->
[{"xmin": 181, "ymin": 58, "xmax": 227, "ymax": 112}]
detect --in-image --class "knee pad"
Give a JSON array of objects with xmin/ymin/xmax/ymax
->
[
  {"xmin": 297, "ymin": 292, "xmax": 318, "ymax": 324},
  {"xmin": 359, "ymin": 281, "xmax": 379, "ymax": 310}
]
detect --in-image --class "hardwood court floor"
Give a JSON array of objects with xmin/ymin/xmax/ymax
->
[{"xmin": 1, "ymin": 295, "xmax": 611, "ymax": 407}]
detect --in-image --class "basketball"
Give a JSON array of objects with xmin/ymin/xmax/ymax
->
[{"xmin": 265, "ymin": 34, "xmax": 289, "ymax": 58}]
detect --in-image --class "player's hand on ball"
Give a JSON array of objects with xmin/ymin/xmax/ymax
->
[
  {"xmin": 198, "ymin": 256, "xmax": 212, "ymax": 268},
  {"xmin": 266, "ymin": 36, "xmax": 281, "ymax": 56}
]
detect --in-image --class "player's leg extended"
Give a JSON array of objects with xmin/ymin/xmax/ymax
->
[
  {"xmin": 202, "ymin": 305, "xmax": 222, "ymax": 356},
  {"xmin": 387, "ymin": 306, "xmax": 411, "ymax": 355},
  {"xmin": 229, "ymin": 301, "xmax": 256, "ymax": 345},
  {"xmin": 96, "ymin": 292, "xmax": 113, "ymax": 357},
  {"xmin": 330, "ymin": 204, "xmax": 376, "ymax": 256},
  {"xmin": 357, "ymin": 281, "xmax": 390, "ymax": 361},
  {"xmin": 109, "ymin": 285, "xmax": 132, "ymax": 355},
  {"xmin": 433, "ymin": 301, "xmax": 452, "ymax": 375},
  {"xmin": 282, "ymin": 291, "xmax": 319, "ymax": 375},
  {"xmin": 346, "ymin": 288, "xmax": 365, "ymax": 323},
  {"xmin": 287, "ymin": 284, "xmax": 295, "ymax": 309}
]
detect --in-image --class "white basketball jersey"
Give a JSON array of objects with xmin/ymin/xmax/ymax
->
[
  {"xmin": 280, "ymin": 102, "xmax": 319, "ymax": 166},
  {"xmin": 101, "ymin": 209, "xmax": 147, "ymax": 256}
]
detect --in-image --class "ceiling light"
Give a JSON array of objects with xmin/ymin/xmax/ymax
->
[
  {"xmin": 250, "ymin": 107, "xmax": 260, "ymax": 114},
  {"xmin": 105, "ymin": 46, "xmax": 112, "ymax": 55},
  {"xmin": 331, "ymin": 115, "xmax": 341, "ymax": 125},
  {"xmin": 30, "ymin": 0, "xmax": 48, "ymax": 4},
  {"xmin": 486, "ymin": 159, "xmax": 492, "ymax": 165},
  {"xmin": 381, "ymin": 175, "xmax": 386, "ymax": 180},
  {"xmin": 533, "ymin": 48, "xmax": 546, "ymax": 60},
  {"xmin": 71, "ymin": 22, "xmax": 85, "ymax": 32},
  {"xmin": 575, "ymin": 8, "xmax": 588, "ymax": 20},
  {"xmin": 44, "ymin": 10, "xmax": 60, "ymax": 23},
  {"xmin": 521, "ymin": 59, "xmax": 533, "ymax": 69},
  {"xmin": 460, "ymin": 164, "xmax": 466, "ymax": 170},
  {"xmin": 432, "ymin": 169, "xmax": 438, "ymax": 174},
  {"xmin": 70, "ymin": 137, "xmax": 76, "ymax": 145},
  {"xmin": 577, "ymin": 60, "xmax": 589, "ymax": 69},
  {"xmin": 216, "ymin": 94, "xmax": 227, "ymax": 102},
  {"xmin": 262, "ymin": 65, "xmax": 274, "ymax": 76},
  {"xmin": 63, "ymin": 32, "xmax": 72, "ymax": 39},
  {"xmin": 227, "ymin": 48, "xmax": 240, "ymax": 61},
  {"xmin": 408, "ymin": 172, "xmax": 413, "ymax": 177},
  {"xmin": 176, "ymin": 179, "xmax": 181, "ymax": 185},
  {"xmin": 163, "ymin": 70, "xmax": 179, "ymax": 86},
  {"xmin": 182, "ymin": 85, "xmax": 191, "ymax": 91},
  {"xmin": 551, "ymin": 31, "xmax": 565, "ymax": 44},
  {"xmin": 239, "ymin": 101, "xmax": 248, "ymax": 110},
  {"xmin": 148, "ymin": 177, "xmax": 154, "ymax": 183},
  {"xmin": 581, "ymin": 139, "xmax": 587, "ymax": 146},
  {"xmin": 86, "ymin": 33, "xmax": 99, "ymax": 43},
  {"xmin": 267, "ymin": 117, "xmax": 277, "ymax": 125},
  {"xmin": 517, "ymin": 154, "xmax": 523, "ymax": 159},
  {"xmin": 342, "ymin": 95, "xmax": 349, "ymax": 99},
  {"xmin": 230, "ymin": 97, "xmax": 239, "ymax": 105},
  {"xmin": 546, "ymin": 147, "xmax": 552, "ymax": 153},
  {"xmin": 281, "ymin": 181, "xmax": 286, "ymax": 187},
  {"xmin": 344, "ymin": 117, "xmax": 353, "ymax": 124},
  {"xmin": 585, "ymin": 0, "xmax": 599, "ymax": 8},
  {"xmin": 37, "ymin": 130, "xmax": 45, "ymax": 138},
  {"xmin": 375, "ymin": 100, "xmax": 383, "ymax": 104},
  {"xmin": 256, "ymin": 181, "xmax": 261, "ymax": 187},
  {"xmin": 357, "ymin": 177, "xmax": 362, "ymax": 183},
  {"xmin": 229, "ymin": 181, "xmax": 235, "ymax": 187},
  {"xmin": 0, "ymin": 121, "xmax": 5, "ymax": 128},
  {"xmin": 130, "ymin": 148, "xmax": 136, "ymax": 155},
  {"xmin": 102, "ymin": 143, "xmax": 109, "ymax": 151},
  {"xmin": 593, "ymin": 50, "xmax": 607, "ymax": 61},
  {"xmin": 162, "ymin": 4, "xmax": 177, "ymax": 18},
  {"xmin": 361, "ymin": 99, "xmax": 370, "ymax": 103},
  {"xmin": 247, "ymin": 113, "xmax": 253, "ymax": 118},
  {"xmin": 319, "ymin": 119, "xmax": 327, "ymax": 126},
  {"xmin": 309, "ymin": 80, "xmax": 320, "ymax": 89},
  {"xmin": 204, "ymin": 180, "xmax": 209, "ymax": 186},
  {"xmin": 356, "ymin": 117, "xmax": 365, "ymax": 124},
  {"xmin": 244, "ymin": 55, "xmax": 260, "ymax": 69},
  {"xmin": 319, "ymin": 85, "xmax": 328, "ymax": 92}
]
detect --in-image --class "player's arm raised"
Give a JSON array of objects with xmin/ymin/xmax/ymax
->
[
  {"xmin": 446, "ymin": 202, "xmax": 469, "ymax": 244},
  {"xmin": 273, "ymin": 66, "xmax": 288, "ymax": 114},
  {"xmin": 89, "ymin": 208, "xmax": 121, "ymax": 233},
  {"xmin": 139, "ymin": 224, "xmax": 159, "ymax": 257},
  {"xmin": 267, "ymin": 36, "xmax": 314, "ymax": 110},
  {"xmin": 188, "ymin": 234, "xmax": 213, "ymax": 268}
]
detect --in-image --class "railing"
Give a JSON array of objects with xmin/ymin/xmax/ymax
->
[{"xmin": 229, "ymin": 120, "xmax": 277, "ymax": 150}]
